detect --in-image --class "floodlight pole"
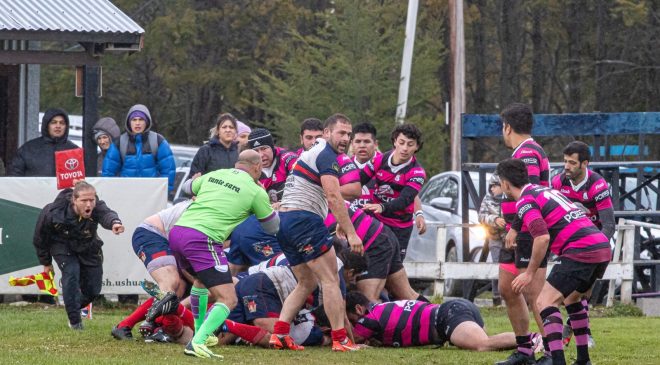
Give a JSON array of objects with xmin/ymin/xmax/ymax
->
[{"xmin": 395, "ymin": 0, "xmax": 419, "ymax": 125}]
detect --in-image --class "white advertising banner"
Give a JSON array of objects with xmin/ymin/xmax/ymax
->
[{"xmin": 0, "ymin": 177, "xmax": 167, "ymax": 295}]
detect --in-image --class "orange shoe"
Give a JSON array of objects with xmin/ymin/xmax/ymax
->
[
  {"xmin": 269, "ymin": 334, "xmax": 305, "ymax": 351},
  {"xmin": 331, "ymin": 338, "xmax": 361, "ymax": 352}
]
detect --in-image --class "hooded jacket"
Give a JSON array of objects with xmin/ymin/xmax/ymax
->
[
  {"xmin": 101, "ymin": 104, "xmax": 176, "ymax": 191},
  {"xmin": 93, "ymin": 117, "xmax": 121, "ymax": 173},
  {"xmin": 33, "ymin": 188, "xmax": 121, "ymax": 267},
  {"xmin": 9, "ymin": 108, "xmax": 78, "ymax": 176},
  {"xmin": 189, "ymin": 136, "xmax": 239, "ymax": 176}
]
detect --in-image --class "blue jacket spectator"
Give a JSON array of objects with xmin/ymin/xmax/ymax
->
[{"xmin": 102, "ymin": 104, "xmax": 176, "ymax": 191}]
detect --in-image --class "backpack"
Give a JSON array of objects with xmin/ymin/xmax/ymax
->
[{"xmin": 119, "ymin": 132, "xmax": 158, "ymax": 162}]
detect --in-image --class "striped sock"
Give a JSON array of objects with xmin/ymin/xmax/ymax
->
[
  {"xmin": 541, "ymin": 306, "xmax": 566, "ymax": 365},
  {"xmin": 581, "ymin": 299, "xmax": 592, "ymax": 336},
  {"xmin": 515, "ymin": 334, "xmax": 533, "ymax": 356},
  {"xmin": 191, "ymin": 287, "xmax": 208, "ymax": 333},
  {"xmin": 567, "ymin": 301, "xmax": 590, "ymax": 363}
]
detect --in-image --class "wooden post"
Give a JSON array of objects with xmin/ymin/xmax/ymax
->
[
  {"xmin": 432, "ymin": 225, "xmax": 448, "ymax": 296},
  {"xmin": 449, "ymin": 0, "xmax": 465, "ymax": 171},
  {"xmin": 82, "ymin": 65, "xmax": 100, "ymax": 176},
  {"xmin": 620, "ymin": 225, "xmax": 635, "ymax": 304},
  {"xmin": 606, "ymin": 218, "xmax": 626, "ymax": 307}
]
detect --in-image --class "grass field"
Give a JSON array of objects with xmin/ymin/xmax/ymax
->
[{"xmin": 0, "ymin": 303, "xmax": 658, "ymax": 365}]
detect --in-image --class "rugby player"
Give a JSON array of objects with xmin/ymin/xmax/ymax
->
[
  {"xmin": 360, "ymin": 124, "xmax": 427, "ymax": 259},
  {"xmin": 498, "ymin": 158, "xmax": 610, "ymax": 365},
  {"xmin": 269, "ymin": 113, "xmax": 364, "ymax": 352},
  {"xmin": 346, "ymin": 291, "xmax": 519, "ymax": 351},
  {"xmin": 552, "ymin": 140, "xmax": 615, "ymax": 348},
  {"xmin": 169, "ymin": 150, "xmax": 279, "ymax": 358},
  {"xmin": 498, "ymin": 103, "xmax": 551, "ymax": 365}
]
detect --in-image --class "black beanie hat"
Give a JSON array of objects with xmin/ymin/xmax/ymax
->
[{"xmin": 247, "ymin": 128, "xmax": 275, "ymax": 153}]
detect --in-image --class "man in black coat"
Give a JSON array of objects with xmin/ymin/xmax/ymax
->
[
  {"xmin": 10, "ymin": 108, "xmax": 78, "ymax": 176},
  {"xmin": 33, "ymin": 181, "xmax": 125, "ymax": 330}
]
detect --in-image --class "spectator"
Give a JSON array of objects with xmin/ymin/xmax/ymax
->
[
  {"xmin": 235, "ymin": 121, "xmax": 252, "ymax": 149},
  {"xmin": 478, "ymin": 173, "xmax": 506, "ymax": 306},
  {"xmin": 33, "ymin": 181, "xmax": 124, "ymax": 330},
  {"xmin": 0, "ymin": 157, "xmax": 5, "ymax": 176},
  {"xmin": 102, "ymin": 104, "xmax": 176, "ymax": 191},
  {"xmin": 92, "ymin": 117, "xmax": 121, "ymax": 174},
  {"xmin": 190, "ymin": 113, "xmax": 240, "ymax": 176},
  {"xmin": 10, "ymin": 108, "xmax": 78, "ymax": 176}
]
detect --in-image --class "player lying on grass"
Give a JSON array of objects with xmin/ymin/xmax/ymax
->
[{"xmin": 346, "ymin": 291, "xmax": 529, "ymax": 352}]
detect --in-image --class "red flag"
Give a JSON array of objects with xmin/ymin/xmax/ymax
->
[{"xmin": 55, "ymin": 148, "xmax": 86, "ymax": 189}]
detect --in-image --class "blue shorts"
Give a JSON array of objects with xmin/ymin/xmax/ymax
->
[
  {"xmin": 228, "ymin": 272, "xmax": 282, "ymax": 323},
  {"xmin": 132, "ymin": 227, "xmax": 172, "ymax": 269},
  {"xmin": 276, "ymin": 211, "xmax": 333, "ymax": 266},
  {"xmin": 226, "ymin": 240, "xmax": 282, "ymax": 266}
]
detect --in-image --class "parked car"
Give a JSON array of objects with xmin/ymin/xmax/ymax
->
[
  {"xmin": 169, "ymin": 144, "xmax": 199, "ymax": 168},
  {"xmin": 405, "ymin": 170, "xmax": 490, "ymax": 296}
]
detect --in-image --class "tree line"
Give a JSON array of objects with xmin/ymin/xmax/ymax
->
[{"xmin": 41, "ymin": 0, "xmax": 659, "ymax": 174}]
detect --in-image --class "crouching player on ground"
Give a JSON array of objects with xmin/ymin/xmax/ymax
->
[
  {"xmin": 111, "ymin": 199, "xmax": 193, "ymax": 340},
  {"xmin": 216, "ymin": 244, "xmax": 366, "ymax": 348},
  {"xmin": 497, "ymin": 159, "xmax": 611, "ymax": 365},
  {"xmin": 346, "ymin": 291, "xmax": 517, "ymax": 351}
]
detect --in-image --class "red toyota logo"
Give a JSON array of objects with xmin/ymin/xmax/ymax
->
[{"xmin": 65, "ymin": 158, "xmax": 79, "ymax": 171}]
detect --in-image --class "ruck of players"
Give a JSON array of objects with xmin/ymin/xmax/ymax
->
[{"xmin": 27, "ymin": 103, "xmax": 621, "ymax": 365}]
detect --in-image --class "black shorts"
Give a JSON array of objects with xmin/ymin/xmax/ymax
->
[
  {"xmin": 195, "ymin": 266, "xmax": 233, "ymax": 288},
  {"xmin": 434, "ymin": 298, "xmax": 484, "ymax": 345},
  {"xmin": 387, "ymin": 225, "xmax": 413, "ymax": 260},
  {"xmin": 547, "ymin": 258, "xmax": 609, "ymax": 298},
  {"xmin": 499, "ymin": 247, "xmax": 515, "ymax": 264},
  {"xmin": 357, "ymin": 227, "xmax": 404, "ymax": 281},
  {"xmin": 515, "ymin": 238, "xmax": 549, "ymax": 269}
]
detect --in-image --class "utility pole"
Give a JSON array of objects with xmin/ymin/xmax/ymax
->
[
  {"xmin": 449, "ymin": 0, "xmax": 465, "ymax": 170},
  {"xmin": 395, "ymin": 0, "xmax": 419, "ymax": 125}
]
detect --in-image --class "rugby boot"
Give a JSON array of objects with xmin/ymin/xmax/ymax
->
[
  {"xmin": 144, "ymin": 328, "xmax": 172, "ymax": 343},
  {"xmin": 111, "ymin": 325, "xmax": 133, "ymax": 340},
  {"xmin": 587, "ymin": 334, "xmax": 595, "ymax": 348},
  {"xmin": 571, "ymin": 361, "xmax": 592, "ymax": 365},
  {"xmin": 138, "ymin": 320, "xmax": 156, "ymax": 337},
  {"xmin": 145, "ymin": 291, "xmax": 179, "ymax": 322},
  {"xmin": 562, "ymin": 324, "xmax": 573, "ymax": 347},
  {"xmin": 536, "ymin": 354, "xmax": 553, "ymax": 365},
  {"xmin": 269, "ymin": 333, "xmax": 305, "ymax": 350},
  {"xmin": 184, "ymin": 340, "xmax": 223, "ymax": 358},
  {"xmin": 331, "ymin": 337, "xmax": 361, "ymax": 352},
  {"xmin": 495, "ymin": 351, "xmax": 537, "ymax": 365}
]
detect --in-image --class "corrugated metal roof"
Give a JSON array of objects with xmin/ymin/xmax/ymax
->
[{"xmin": 0, "ymin": 0, "xmax": 144, "ymax": 34}]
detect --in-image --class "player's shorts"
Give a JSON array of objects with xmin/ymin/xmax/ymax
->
[
  {"xmin": 515, "ymin": 237, "xmax": 549, "ymax": 269},
  {"xmin": 132, "ymin": 227, "xmax": 174, "ymax": 271},
  {"xmin": 546, "ymin": 258, "xmax": 609, "ymax": 298},
  {"xmin": 387, "ymin": 225, "xmax": 413, "ymax": 260},
  {"xmin": 226, "ymin": 239, "xmax": 281, "ymax": 267},
  {"xmin": 168, "ymin": 225, "xmax": 232, "ymax": 287},
  {"xmin": 357, "ymin": 226, "xmax": 403, "ymax": 281},
  {"xmin": 499, "ymin": 247, "xmax": 515, "ymax": 264},
  {"xmin": 434, "ymin": 298, "xmax": 484, "ymax": 345},
  {"xmin": 276, "ymin": 211, "xmax": 333, "ymax": 266},
  {"xmin": 228, "ymin": 272, "xmax": 281, "ymax": 323}
]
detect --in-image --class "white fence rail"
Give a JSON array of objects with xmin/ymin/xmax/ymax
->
[{"xmin": 403, "ymin": 218, "xmax": 650, "ymax": 306}]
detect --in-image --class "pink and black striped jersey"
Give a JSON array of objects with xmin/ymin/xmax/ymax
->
[
  {"xmin": 360, "ymin": 150, "xmax": 426, "ymax": 228},
  {"xmin": 551, "ymin": 170, "xmax": 613, "ymax": 230},
  {"xmin": 353, "ymin": 300, "xmax": 438, "ymax": 347},
  {"xmin": 502, "ymin": 138, "xmax": 550, "ymax": 235},
  {"xmin": 350, "ymin": 152, "xmax": 382, "ymax": 209},
  {"xmin": 260, "ymin": 147, "xmax": 298, "ymax": 201},
  {"xmin": 516, "ymin": 184, "xmax": 611, "ymax": 263},
  {"xmin": 324, "ymin": 202, "xmax": 384, "ymax": 251}
]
